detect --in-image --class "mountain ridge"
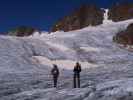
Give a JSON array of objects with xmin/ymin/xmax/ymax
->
[{"xmin": 51, "ymin": 3, "xmax": 133, "ymax": 32}]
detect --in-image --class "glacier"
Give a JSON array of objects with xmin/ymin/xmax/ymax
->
[{"xmin": 0, "ymin": 10, "xmax": 133, "ymax": 100}]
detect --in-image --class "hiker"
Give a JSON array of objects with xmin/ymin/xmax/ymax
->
[
  {"xmin": 73, "ymin": 62, "xmax": 82, "ymax": 88},
  {"xmin": 51, "ymin": 64, "xmax": 60, "ymax": 88}
]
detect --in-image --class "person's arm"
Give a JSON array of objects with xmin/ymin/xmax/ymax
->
[
  {"xmin": 51, "ymin": 69, "xmax": 54, "ymax": 75},
  {"xmin": 57, "ymin": 69, "xmax": 59, "ymax": 76},
  {"xmin": 79, "ymin": 65, "xmax": 81, "ymax": 72},
  {"xmin": 73, "ymin": 66, "xmax": 76, "ymax": 72}
]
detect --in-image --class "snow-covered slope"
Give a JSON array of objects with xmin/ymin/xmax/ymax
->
[{"xmin": 0, "ymin": 10, "xmax": 133, "ymax": 100}]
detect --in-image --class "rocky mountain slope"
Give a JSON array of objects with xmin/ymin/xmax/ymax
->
[
  {"xmin": 114, "ymin": 23, "xmax": 133, "ymax": 45},
  {"xmin": 51, "ymin": 5, "xmax": 104, "ymax": 32},
  {"xmin": 108, "ymin": 3, "xmax": 133, "ymax": 22},
  {"xmin": 0, "ymin": 10, "xmax": 133, "ymax": 100},
  {"xmin": 8, "ymin": 26, "xmax": 40, "ymax": 37},
  {"xmin": 52, "ymin": 4, "xmax": 133, "ymax": 32}
]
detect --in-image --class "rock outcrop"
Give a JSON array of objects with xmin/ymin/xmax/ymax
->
[
  {"xmin": 8, "ymin": 26, "xmax": 39, "ymax": 37},
  {"xmin": 109, "ymin": 3, "xmax": 133, "ymax": 22},
  {"xmin": 113, "ymin": 23, "xmax": 133, "ymax": 45},
  {"xmin": 51, "ymin": 5, "xmax": 104, "ymax": 32}
]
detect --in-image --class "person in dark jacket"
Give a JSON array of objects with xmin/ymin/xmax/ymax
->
[
  {"xmin": 51, "ymin": 64, "xmax": 60, "ymax": 88},
  {"xmin": 73, "ymin": 62, "xmax": 82, "ymax": 88}
]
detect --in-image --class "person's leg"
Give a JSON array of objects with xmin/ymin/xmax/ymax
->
[
  {"xmin": 77, "ymin": 74, "xmax": 80, "ymax": 88},
  {"xmin": 73, "ymin": 74, "xmax": 76, "ymax": 88},
  {"xmin": 54, "ymin": 76, "xmax": 57, "ymax": 87}
]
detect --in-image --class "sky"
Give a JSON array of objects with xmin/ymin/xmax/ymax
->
[{"xmin": 0, "ymin": 0, "xmax": 133, "ymax": 33}]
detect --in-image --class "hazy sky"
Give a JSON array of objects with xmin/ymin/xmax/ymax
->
[{"xmin": 0, "ymin": 0, "xmax": 132, "ymax": 33}]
